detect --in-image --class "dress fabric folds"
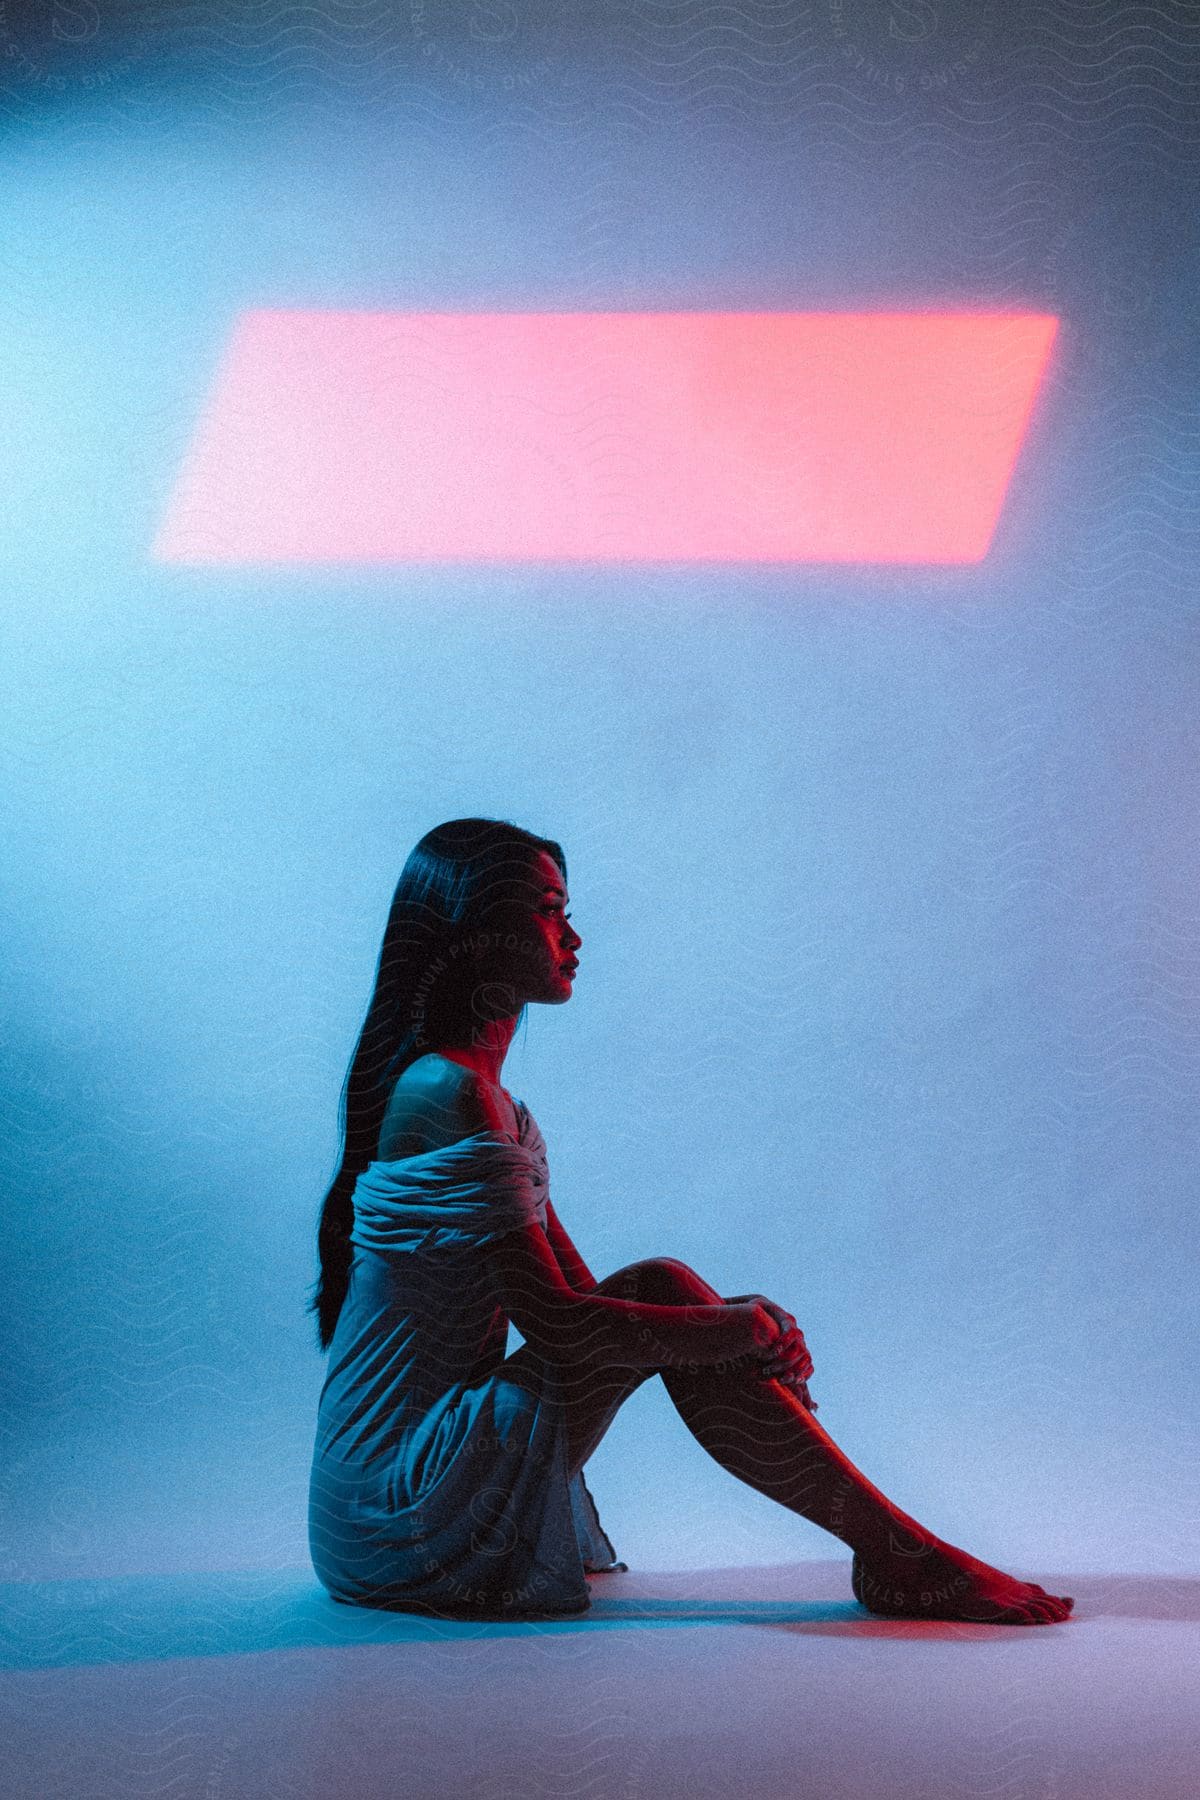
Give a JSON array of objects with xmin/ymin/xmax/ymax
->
[{"xmin": 308, "ymin": 1099, "xmax": 623, "ymax": 1619}]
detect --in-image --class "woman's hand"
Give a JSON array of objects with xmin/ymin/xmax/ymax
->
[
  {"xmin": 723, "ymin": 1293, "xmax": 818, "ymax": 1409},
  {"xmin": 719, "ymin": 1301, "xmax": 781, "ymax": 1361}
]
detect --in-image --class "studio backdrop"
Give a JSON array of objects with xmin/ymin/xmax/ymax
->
[{"xmin": 1, "ymin": 0, "xmax": 1196, "ymax": 1586}]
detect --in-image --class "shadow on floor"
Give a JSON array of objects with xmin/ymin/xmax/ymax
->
[{"xmin": 0, "ymin": 1562, "xmax": 1191, "ymax": 1670}]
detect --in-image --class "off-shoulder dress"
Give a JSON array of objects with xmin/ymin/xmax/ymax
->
[{"xmin": 308, "ymin": 1097, "xmax": 624, "ymax": 1619}]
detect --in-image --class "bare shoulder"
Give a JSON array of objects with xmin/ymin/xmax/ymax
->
[{"xmin": 376, "ymin": 1054, "xmax": 512, "ymax": 1160}]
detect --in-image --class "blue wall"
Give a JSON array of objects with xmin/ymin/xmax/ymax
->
[{"xmin": 1, "ymin": 1, "xmax": 1196, "ymax": 1582}]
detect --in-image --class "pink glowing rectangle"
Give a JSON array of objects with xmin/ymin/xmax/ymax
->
[{"xmin": 151, "ymin": 310, "xmax": 1058, "ymax": 565}]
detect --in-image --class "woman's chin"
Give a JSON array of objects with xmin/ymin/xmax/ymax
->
[{"xmin": 516, "ymin": 967, "xmax": 576, "ymax": 1005}]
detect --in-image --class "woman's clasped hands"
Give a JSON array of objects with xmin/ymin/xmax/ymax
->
[{"xmin": 723, "ymin": 1292, "xmax": 818, "ymax": 1411}]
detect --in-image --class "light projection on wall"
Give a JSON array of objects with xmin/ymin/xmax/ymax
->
[{"xmin": 152, "ymin": 310, "xmax": 1059, "ymax": 566}]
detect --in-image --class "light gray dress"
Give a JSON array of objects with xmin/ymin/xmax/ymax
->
[{"xmin": 308, "ymin": 1098, "xmax": 624, "ymax": 1618}]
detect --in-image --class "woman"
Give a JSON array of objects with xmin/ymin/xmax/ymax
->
[{"xmin": 307, "ymin": 818, "xmax": 1074, "ymax": 1625}]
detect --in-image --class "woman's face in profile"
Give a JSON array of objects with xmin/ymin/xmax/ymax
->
[{"xmin": 468, "ymin": 848, "xmax": 582, "ymax": 1009}]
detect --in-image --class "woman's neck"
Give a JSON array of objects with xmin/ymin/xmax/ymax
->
[{"xmin": 429, "ymin": 1016, "xmax": 517, "ymax": 1090}]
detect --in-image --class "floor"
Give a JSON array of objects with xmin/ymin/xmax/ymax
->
[{"xmin": 4, "ymin": 1559, "xmax": 1196, "ymax": 1799}]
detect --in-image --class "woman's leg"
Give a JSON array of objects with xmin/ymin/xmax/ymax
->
[
  {"xmin": 502, "ymin": 1299, "xmax": 655, "ymax": 1478},
  {"xmin": 532, "ymin": 1256, "xmax": 1073, "ymax": 1624}
]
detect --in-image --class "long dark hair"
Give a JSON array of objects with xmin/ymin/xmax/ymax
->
[{"xmin": 307, "ymin": 817, "xmax": 567, "ymax": 1352}]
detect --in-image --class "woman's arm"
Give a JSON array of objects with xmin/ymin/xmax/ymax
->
[
  {"xmin": 543, "ymin": 1198, "xmax": 598, "ymax": 1293},
  {"xmin": 489, "ymin": 1225, "xmax": 778, "ymax": 1370}
]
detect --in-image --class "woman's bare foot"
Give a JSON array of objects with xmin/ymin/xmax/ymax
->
[{"xmin": 852, "ymin": 1543, "xmax": 1074, "ymax": 1625}]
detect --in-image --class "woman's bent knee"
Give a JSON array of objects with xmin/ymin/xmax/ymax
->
[{"xmin": 595, "ymin": 1257, "xmax": 721, "ymax": 1304}]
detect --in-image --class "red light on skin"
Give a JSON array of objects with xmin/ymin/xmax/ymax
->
[{"xmin": 152, "ymin": 310, "xmax": 1058, "ymax": 566}]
